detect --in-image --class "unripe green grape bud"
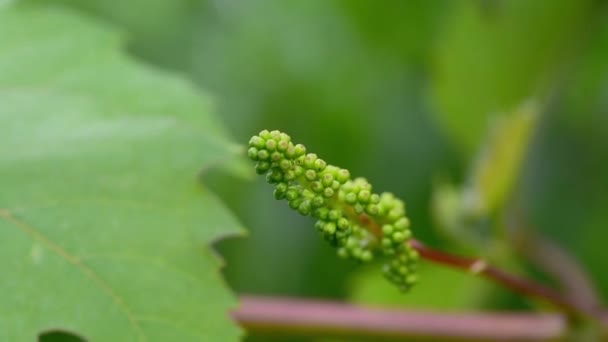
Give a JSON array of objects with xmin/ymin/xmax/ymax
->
[
  {"xmin": 311, "ymin": 181, "xmax": 324, "ymax": 193},
  {"xmin": 269, "ymin": 130, "xmax": 280, "ymax": 139},
  {"xmin": 324, "ymin": 222, "xmax": 336, "ymax": 234},
  {"xmin": 286, "ymin": 189, "xmax": 299, "ymax": 201},
  {"xmin": 336, "ymin": 169, "xmax": 350, "ymax": 183},
  {"xmin": 304, "ymin": 169, "xmax": 317, "ymax": 181},
  {"xmin": 365, "ymin": 204, "xmax": 379, "ymax": 216},
  {"xmin": 259, "ymin": 129, "xmax": 271, "ymax": 139},
  {"xmin": 298, "ymin": 200, "xmax": 311, "ymax": 216},
  {"xmin": 255, "ymin": 161, "xmax": 271, "ymax": 174},
  {"xmin": 392, "ymin": 231, "xmax": 406, "ymax": 243},
  {"xmin": 265, "ymin": 139, "xmax": 277, "ymax": 151},
  {"xmin": 271, "ymin": 151, "xmax": 282, "ymax": 162},
  {"xmin": 249, "ymin": 135, "xmax": 265, "ymax": 149},
  {"xmin": 381, "ymin": 238, "xmax": 392, "ymax": 248},
  {"xmin": 370, "ymin": 194, "xmax": 380, "ymax": 204},
  {"xmin": 303, "ymin": 153, "xmax": 318, "ymax": 169},
  {"xmin": 279, "ymin": 159, "xmax": 291, "ymax": 171},
  {"xmin": 328, "ymin": 209, "xmax": 341, "ymax": 221},
  {"xmin": 331, "ymin": 180, "xmax": 341, "ymax": 190},
  {"xmin": 279, "ymin": 132, "xmax": 291, "ymax": 142},
  {"xmin": 337, "ymin": 217, "xmax": 350, "ymax": 230},
  {"xmin": 273, "ymin": 189, "xmax": 286, "ymax": 200},
  {"xmin": 283, "ymin": 170, "xmax": 296, "ymax": 181},
  {"xmin": 394, "ymin": 217, "xmax": 410, "ymax": 230},
  {"xmin": 346, "ymin": 237, "xmax": 358, "ymax": 249},
  {"xmin": 388, "ymin": 208, "xmax": 404, "ymax": 221},
  {"xmin": 315, "ymin": 208, "xmax": 329, "ymax": 220},
  {"xmin": 294, "ymin": 166, "xmax": 304, "ymax": 177},
  {"xmin": 289, "ymin": 198, "xmax": 302, "ymax": 209},
  {"xmin": 311, "ymin": 195, "xmax": 325, "ymax": 208},
  {"xmin": 406, "ymin": 275, "xmax": 418, "ymax": 285},
  {"xmin": 358, "ymin": 190, "xmax": 371, "ymax": 203},
  {"xmin": 321, "ymin": 173, "xmax": 334, "ymax": 187},
  {"xmin": 314, "ymin": 158, "xmax": 327, "ymax": 172},
  {"xmin": 266, "ymin": 171, "xmax": 282, "ymax": 183},
  {"xmin": 323, "ymin": 187, "xmax": 334, "ymax": 198},
  {"xmin": 301, "ymin": 189, "xmax": 314, "ymax": 199},
  {"xmin": 382, "ymin": 224, "xmax": 394, "ymax": 235},
  {"xmin": 345, "ymin": 192, "xmax": 357, "ymax": 204},
  {"xmin": 294, "ymin": 144, "xmax": 306, "ymax": 157},
  {"xmin": 354, "ymin": 203, "xmax": 364, "ymax": 214},
  {"xmin": 247, "ymin": 147, "xmax": 259, "ymax": 160},
  {"xmin": 285, "ymin": 146, "xmax": 296, "ymax": 159},
  {"xmin": 277, "ymin": 140, "xmax": 289, "ymax": 152},
  {"xmin": 257, "ymin": 149, "xmax": 270, "ymax": 161}
]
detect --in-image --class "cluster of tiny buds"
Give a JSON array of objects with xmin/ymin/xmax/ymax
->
[{"xmin": 248, "ymin": 130, "xmax": 418, "ymax": 291}]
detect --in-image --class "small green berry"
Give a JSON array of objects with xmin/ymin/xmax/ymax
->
[
  {"xmin": 382, "ymin": 224, "xmax": 394, "ymax": 235},
  {"xmin": 323, "ymin": 187, "xmax": 334, "ymax": 198},
  {"xmin": 345, "ymin": 192, "xmax": 357, "ymax": 204},
  {"xmin": 265, "ymin": 139, "xmax": 277, "ymax": 151},
  {"xmin": 249, "ymin": 136, "xmax": 265, "ymax": 149},
  {"xmin": 336, "ymin": 169, "xmax": 350, "ymax": 183},
  {"xmin": 247, "ymin": 147, "xmax": 259, "ymax": 160},
  {"xmin": 293, "ymin": 144, "xmax": 306, "ymax": 157},
  {"xmin": 298, "ymin": 200, "xmax": 311, "ymax": 216},
  {"xmin": 305, "ymin": 169, "xmax": 317, "ymax": 181},
  {"xmin": 314, "ymin": 158, "xmax": 327, "ymax": 172},
  {"xmin": 257, "ymin": 149, "xmax": 270, "ymax": 161},
  {"xmin": 255, "ymin": 161, "xmax": 271, "ymax": 174}
]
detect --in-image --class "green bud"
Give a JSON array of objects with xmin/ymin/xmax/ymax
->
[
  {"xmin": 277, "ymin": 140, "xmax": 290, "ymax": 152},
  {"xmin": 259, "ymin": 129, "xmax": 271, "ymax": 139},
  {"xmin": 283, "ymin": 170, "xmax": 296, "ymax": 181},
  {"xmin": 315, "ymin": 220, "xmax": 325, "ymax": 231},
  {"xmin": 336, "ymin": 169, "xmax": 350, "ymax": 183},
  {"xmin": 303, "ymin": 153, "xmax": 318, "ymax": 169},
  {"xmin": 392, "ymin": 231, "xmax": 406, "ymax": 243},
  {"xmin": 270, "ymin": 130, "xmax": 281, "ymax": 140},
  {"xmin": 337, "ymin": 218, "xmax": 350, "ymax": 230},
  {"xmin": 289, "ymin": 198, "xmax": 302, "ymax": 209},
  {"xmin": 358, "ymin": 190, "xmax": 371, "ymax": 203},
  {"xmin": 265, "ymin": 139, "xmax": 277, "ymax": 151},
  {"xmin": 305, "ymin": 169, "xmax": 317, "ymax": 181},
  {"xmin": 249, "ymin": 135, "xmax": 265, "ymax": 149},
  {"xmin": 257, "ymin": 149, "xmax": 270, "ymax": 161},
  {"xmin": 298, "ymin": 200, "xmax": 311, "ymax": 215},
  {"xmin": 255, "ymin": 161, "xmax": 271, "ymax": 174},
  {"xmin": 328, "ymin": 209, "xmax": 341, "ymax": 221},
  {"xmin": 370, "ymin": 194, "xmax": 380, "ymax": 204},
  {"xmin": 365, "ymin": 204, "xmax": 379, "ymax": 215},
  {"xmin": 345, "ymin": 192, "xmax": 357, "ymax": 204},
  {"xmin": 394, "ymin": 217, "xmax": 410, "ymax": 230},
  {"xmin": 310, "ymin": 181, "xmax": 324, "ymax": 193},
  {"xmin": 324, "ymin": 222, "xmax": 336, "ymax": 234},
  {"xmin": 279, "ymin": 159, "xmax": 291, "ymax": 171},
  {"xmin": 382, "ymin": 224, "xmax": 394, "ymax": 235},
  {"xmin": 270, "ymin": 151, "xmax": 282, "ymax": 162},
  {"xmin": 331, "ymin": 180, "xmax": 341, "ymax": 190},
  {"xmin": 294, "ymin": 166, "xmax": 304, "ymax": 177},
  {"xmin": 311, "ymin": 196, "xmax": 325, "ymax": 208},
  {"xmin": 353, "ymin": 203, "xmax": 364, "ymax": 214},
  {"xmin": 247, "ymin": 147, "xmax": 259, "ymax": 160},
  {"xmin": 315, "ymin": 208, "xmax": 329, "ymax": 220},
  {"xmin": 294, "ymin": 144, "xmax": 306, "ymax": 157},
  {"xmin": 321, "ymin": 173, "xmax": 334, "ymax": 187},
  {"xmin": 323, "ymin": 187, "xmax": 334, "ymax": 198},
  {"xmin": 279, "ymin": 132, "xmax": 291, "ymax": 142},
  {"xmin": 286, "ymin": 189, "xmax": 299, "ymax": 201},
  {"xmin": 314, "ymin": 158, "xmax": 327, "ymax": 172}
]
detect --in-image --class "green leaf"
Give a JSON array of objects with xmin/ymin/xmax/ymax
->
[
  {"xmin": 0, "ymin": 5, "xmax": 244, "ymax": 341},
  {"xmin": 432, "ymin": 0, "xmax": 593, "ymax": 152}
]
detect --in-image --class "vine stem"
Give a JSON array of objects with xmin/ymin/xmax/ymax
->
[
  {"xmin": 407, "ymin": 239, "xmax": 600, "ymax": 320},
  {"xmin": 234, "ymin": 295, "xmax": 608, "ymax": 341}
]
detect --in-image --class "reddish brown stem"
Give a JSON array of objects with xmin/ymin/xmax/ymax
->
[{"xmin": 408, "ymin": 239, "xmax": 599, "ymax": 319}]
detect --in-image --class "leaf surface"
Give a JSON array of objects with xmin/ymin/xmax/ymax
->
[{"xmin": 0, "ymin": 6, "xmax": 243, "ymax": 341}]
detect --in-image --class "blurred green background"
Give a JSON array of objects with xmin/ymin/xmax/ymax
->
[{"xmin": 33, "ymin": 0, "xmax": 608, "ymax": 338}]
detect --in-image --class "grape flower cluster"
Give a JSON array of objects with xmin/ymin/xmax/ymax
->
[{"xmin": 248, "ymin": 130, "xmax": 418, "ymax": 291}]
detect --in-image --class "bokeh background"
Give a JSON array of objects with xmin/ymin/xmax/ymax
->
[{"xmin": 34, "ymin": 0, "xmax": 608, "ymax": 339}]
